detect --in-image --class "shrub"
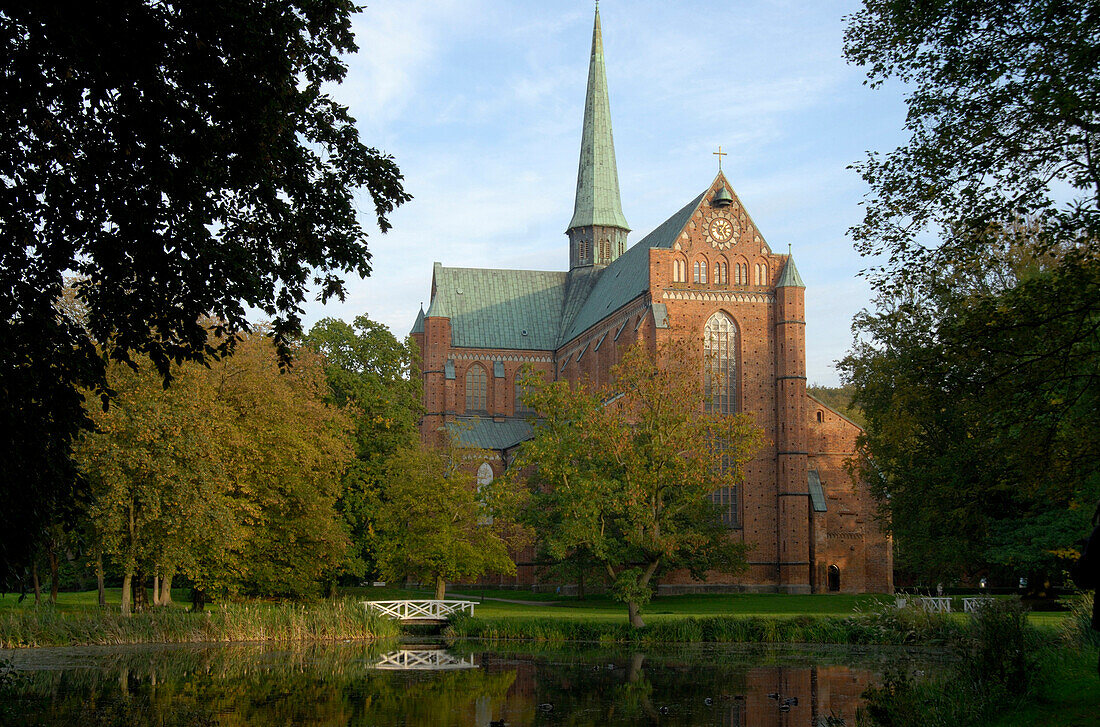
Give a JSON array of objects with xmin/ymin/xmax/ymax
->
[{"xmin": 859, "ymin": 599, "xmax": 1042, "ymax": 727}]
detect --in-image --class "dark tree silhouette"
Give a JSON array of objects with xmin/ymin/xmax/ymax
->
[{"xmin": 0, "ymin": 1, "xmax": 410, "ymax": 582}]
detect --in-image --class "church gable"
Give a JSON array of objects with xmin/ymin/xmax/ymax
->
[
  {"xmin": 671, "ymin": 173, "xmax": 771, "ymax": 259},
  {"xmin": 655, "ymin": 174, "xmax": 794, "ymax": 291}
]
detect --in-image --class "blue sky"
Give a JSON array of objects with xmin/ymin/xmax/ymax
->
[{"xmin": 304, "ymin": 0, "xmax": 910, "ymax": 385}]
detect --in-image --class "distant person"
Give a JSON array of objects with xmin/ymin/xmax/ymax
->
[{"xmin": 1071, "ymin": 500, "xmax": 1100, "ymax": 678}]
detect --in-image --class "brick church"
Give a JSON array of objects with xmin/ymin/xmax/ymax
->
[{"xmin": 410, "ymin": 8, "xmax": 892, "ymax": 594}]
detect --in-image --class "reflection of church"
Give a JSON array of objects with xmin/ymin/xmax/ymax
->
[{"xmin": 411, "ymin": 8, "xmax": 891, "ymax": 593}]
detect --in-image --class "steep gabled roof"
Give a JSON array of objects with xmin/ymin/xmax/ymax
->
[
  {"xmin": 559, "ymin": 191, "xmax": 705, "ymax": 344},
  {"xmin": 428, "ymin": 264, "xmax": 566, "ymax": 350}
]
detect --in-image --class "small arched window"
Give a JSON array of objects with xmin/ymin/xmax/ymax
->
[
  {"xmin": 714, "ymin": 261, "xmax": 727, "ymax": 285},
  {"xmin": 466, "ymin": 364, "xmax": 487, "ymax": 413},
  {"xmin": 754, "ymin": 262, "xmax": 768, "ymax": 285},
  {"xmin": 673, "ymin": 259, "xmax": 685, "ymax": 282},
  {"xmin": 694, "ymin": 261, "xmax": 708, "ymax": 284},
  {"xmin": 816, "ymin": 410, "xmax": 824, "ymax": 423},
  {"xmin": 739, "ymin": 263, "xmax": 748, "ymax": 284},
  {"xmin": 599, "ymin": 237, "xmax": 610, "ymax": 261}
]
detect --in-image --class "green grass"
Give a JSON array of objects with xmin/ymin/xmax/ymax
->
[
  {"xmin": 0, "ymin": 597, "xmax": 399, "ymax": 648},
  {"xmin": 987, "ymin": 648, "xmax": 1100, "ymax": 727},
  {"xmin": 0, "ymin": 589, "xmax": 194, "ymax": 614}
]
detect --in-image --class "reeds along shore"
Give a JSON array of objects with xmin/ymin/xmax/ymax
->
[
  {"xmin": 0, "ymin": 599, "xmax": 400, "ymax": 648},
  {"xmin": 443, "ymin": 606, "xmax": 968, "ymax": 645}
]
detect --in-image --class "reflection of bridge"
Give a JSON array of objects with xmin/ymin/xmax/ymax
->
[
  {"xmin": 362, "ymin": 600, "xmax": 477, "ymax": 624},
  {"xmin": 369, "ymin": 649, "xmax": 477, "ymax": 671}
]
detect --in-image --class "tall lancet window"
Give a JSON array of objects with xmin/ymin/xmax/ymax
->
[
  {"xmin": 466, "ymin": 364, "xmax": 488, "ymax": 413},
  {"xmin": 703, "ymin": 312, "xmax": 738, "ymax": 414}
]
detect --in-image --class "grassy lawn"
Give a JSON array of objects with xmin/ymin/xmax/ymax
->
[
  {"xmin": 3, "ymin": 587, "xmax": 1071, "ymax": 627},
  {"xmin": 0, "ymin": 589, "xmax": 193, "ymax": 614}
]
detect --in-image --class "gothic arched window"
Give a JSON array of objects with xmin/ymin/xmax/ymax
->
[
  {"xmin": 703, "ymin": 312, "xmax": 738, "ymax": 414},
  {"xmin": 466, "ymin": 364, "xmax": 487, "ymax": 413},
  {"xmin": 714, "ymin": 261, "xmax": 728, "ymax": 285}
]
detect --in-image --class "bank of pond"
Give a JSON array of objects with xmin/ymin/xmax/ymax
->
[{"xmin": 0, "ymin": 595, "xmax": 1096, "ymax": 726}]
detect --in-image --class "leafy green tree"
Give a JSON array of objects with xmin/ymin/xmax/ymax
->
[
  {"xmin": 841, "ymin": 243, "xmax": 1100, "ymax": 584},
  {"xmin": 517, "ymin": 341, "xmax": 763, "ymax": 627},
  {"xmin": 844, "ymin": 0, "xmax": 1100, "ymax": 280},
  {"xmin": 77, "ymin": 330, "xmax": 357, "ymax": 611},
  {"xmin": 373, "ymin": 439, "xmax": 521, "ymax": 600},
  {"xmin": 0, "ymin": 1, "xmax": 409, "ymax": 583},
  {"xmin": 208, "ymin": 333, "xmax": 357, "ymax": 598},
  {"xmin": 841, "ymin": 1, "xmax": 1100, "ymax": 586},
  {"xmin": 79, "ymin": 355, "xmax": 233, "ymax": 614},
  {"xmin": 303, "ymin": 316, "xmax": 422, "ymax": 578}
]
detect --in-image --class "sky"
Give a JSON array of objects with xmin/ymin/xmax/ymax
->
[{"xmin": 302, "ymin": 0, "xmax": 911, "ymax": 386}]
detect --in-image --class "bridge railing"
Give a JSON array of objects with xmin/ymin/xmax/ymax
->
[{"xmin": 362, "ymin": 599, "xmax": 477, "ymax": 621}]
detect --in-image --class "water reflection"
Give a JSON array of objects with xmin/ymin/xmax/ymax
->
[
  {"xmin": 0, "ymin": 641, "xmax": 942, "ymax": 726},
  {"xmin": 370, "ymin": 648, "xmax": 477, "ymax": 670}
]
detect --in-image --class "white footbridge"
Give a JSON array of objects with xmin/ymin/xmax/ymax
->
[{"xmin": 362, "ymin": 599, "xmax": 477, "ymax": 624}]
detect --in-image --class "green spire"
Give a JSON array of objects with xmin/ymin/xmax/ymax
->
[
  {"xmin": 777, "ymin": 253, "xmax": 806, "ymax": 288},
  {"xmin": 410, "ymin": 304, "xmax": 425, "ymax": 335},
  {"xmin": 567, "ymin": 6, "xmax": 629, "ymax": 233}
]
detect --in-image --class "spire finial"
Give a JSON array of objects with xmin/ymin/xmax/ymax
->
[
  {"xmin": 713, "ymin": 145, "xmax": 727, "ymax": 172},
  {"xmin": 788, "ymin": 243, "xmax": 792, "ymax": 255}
]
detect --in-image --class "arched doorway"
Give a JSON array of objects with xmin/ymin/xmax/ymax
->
[{"xmin": 828, "ymin": 565, "xmax": 841, "ymax": 592}]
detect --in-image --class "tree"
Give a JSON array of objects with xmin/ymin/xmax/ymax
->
[
  {"xmin": 303, "ymin": 316, "xmax": 423, "ymax": 579},
  {"xmin": 77, "ymin": 330, "xmax": 357, "ymax": 612},
  {"xmin": 517, "ymin": 341, "xmax": 763, "ymax": 627},
  {"xmin": 0, "ymin": 2, "xmax": 410, "ymax": 582},
  {"xmin": 841, "ymin": 1, "xmax": 1100, "ymax": 586},
  {"xmin": 841, "ymin": 241, "xmax": 1100, "ymax": 584},
  {"xmin": 844, "ymin": 0, "xmax": 1100, "ymax": 282},
  {"xmin": 373, "ymin": 439, "xmax": 521, "ymax": 600}
]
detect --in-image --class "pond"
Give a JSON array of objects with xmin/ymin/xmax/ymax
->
[{"xmin": 0, "ymin": 640, "xmax": 947, "ymax": 726}]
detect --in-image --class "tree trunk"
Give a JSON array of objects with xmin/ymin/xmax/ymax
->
[
  {"xmin": 47, "ymin": 539, "xmax": 60, "ymax": 604},
  {"xmin": 96, "ymin": 555, "xmax": 106, "ymax": 608},
  {"xmin": 160, "ymin": 573, "xmax": 173, "ymax": 606},
  {"xmin": 627, "ymin": 600, "xmax": 645, "ymax": 628},
  {"xmin": 132, "ymin": 573, "xmax": 149, "ymax": 613},
  {"xmin": 578, "ymin": 571, "xmax": 585, "ymax": 600},
  {"xmin": 435, "ymin": 575, "xmax": 446, "ymax": 601},
  {"xmin": 121, "ymin": 573, "xmax": 132, "ymax": 616},
  {"xmin": 191, "ymin": 587, "xmax": 206, "ymax": 612},
  {"xmin": 152, "ymin": 575, "xmax": 160, "ymax": 607},
  {"xmin": 32, "ymin": 560, "xmax": 41, "ymax": 605}
]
